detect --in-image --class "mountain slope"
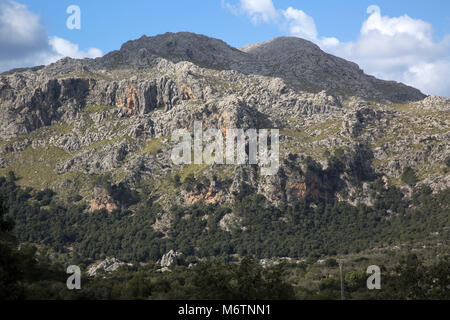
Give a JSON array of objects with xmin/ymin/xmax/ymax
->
[
  {"xmin": 100, "ymin": 32, "xmax": 425, "ymax": 102},
  {"xmin": 0, "ymin": 32, "xmax": 448, "ymax": 262},
  {"xmin": 241, "ymin": 36, "xmax": 426, "ymax": 102}
]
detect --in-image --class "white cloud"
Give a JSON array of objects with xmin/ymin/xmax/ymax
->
[
  {"xmin": 224, "ymin": 1, "xmax": 338, "ymax": 45},
  {"xmin": 0, "ymin": 0, "xmax": 49, "ymax": 60},
  {"xmin": 49, "ymin": 37, "xmax": 103, "ymax": 60},
  {"xmin": 0, "ymin": 0, "xmax": 102, "ymax": 73},
  {"xmin": 326, "ymin": 6, "xmax": 450, "ymax": 97},
  {"xmin": 282, "ymin": 7, "xmax": 317, "ymax": 40},
  {"xmin": 241, "ymin": 0, "xmax": 278, "ymax": 23},
  {"xmin": 224, "ymin": 1, "xmax": 450, "ymax": 97},
  {"xmin": 404, "ymin": 60, "xmax": 450, "ymax": 96},
  {"xmin": 362, "ymin": 5, "xmax": 432, "ymax": 41},
  {"xmin": 223, "ymin": 0, "xmax": 278, "ymax": 24},
  {"xmin": 281, "ymin": 6, "xmax": 339, "ymax": 48}
]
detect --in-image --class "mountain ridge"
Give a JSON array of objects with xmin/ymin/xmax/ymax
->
[
  {"xmin": 103, "ymin": 32, "xmax": 426, "ymax": 102},
  {"xmin": 2, "ymin": 32, "xmax": 425, "ymax": 102},
  {"xmin": 0, "ymin": 31, "xmax": 448, "ymax": 212}
]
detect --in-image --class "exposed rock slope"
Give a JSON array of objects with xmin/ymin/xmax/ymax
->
[{"xmin": 0, "ymin": 32, "xmax": 448, "ymax": 224}]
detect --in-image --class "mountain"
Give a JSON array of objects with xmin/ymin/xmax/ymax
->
[
  {"xmin": 105, "ymin": 33, "xmax": 426, "ymax": 101},
  {"xmin": 0, "ymin": 32, "xmax": 449, "ymax": 263}
]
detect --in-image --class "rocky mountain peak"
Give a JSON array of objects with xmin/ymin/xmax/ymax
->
[
  {"xmin": 241, "ymin": 36, "xmax": 425, "ymax": 102},
  {"xmin": 241, "ymin": 36, "xmax": 322, "ymax": 57},
  {"xmin": 99, "ymin": 32, "xmax": 425, "ymax": 102},
  {"xmin": 111, "ymin": 31, "xmax": 251, "ymax": 69},
  {"xmin": 0, "ymin": 32, "xmax": 426, "ymax": 103},
  {"xmin": 240, "ymin": 35, "xmax": 361, "ymax": 76}
]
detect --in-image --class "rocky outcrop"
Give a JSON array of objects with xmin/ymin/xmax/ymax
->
[
  {"xmin": 160, "ymin": 250, "xmax": 185, "ymax": 268},
  {"xmin": 87, "ymin": 257, "xmax": 131, "ymax": 276},
  {"xmin": 343, "ymin": 107, "xmax": 388, "ymax": 138},
  {"xmin": 90, "ymin": 187, "xmax": 118, "ymax": 213},
  {"xmin": 0, "ymin": 73, "xmax": 204, "ymax": 140},
  {"xmin": 0, "ymin": 77, "xmax": 88, "ymax": 139}
]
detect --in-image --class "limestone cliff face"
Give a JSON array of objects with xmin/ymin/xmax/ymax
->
[
  {"xmin": 0, "ymin": 32, "xmax": 426, "ymax": 140},
  {"xmin": 0, "ymin": 32, "xmax": 448, "ymax": 217},
  {"xmin": 90, "ymin": 187, "xmax": 118, "ymax": 213},
  {"xmin": 0, "ymin": 77, "xmax": 89, "ymax": 139},
  {"xmin": 0, "ymin": 73, "xmax": 202, "ymax": 139}
]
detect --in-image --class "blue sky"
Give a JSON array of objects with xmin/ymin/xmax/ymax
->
[
  {"xmin": 1, "ymin": 0, "xmax": 449, "ymax": 96},
  {"xmin": 21, "ymin": 0, "xmax": 450, "ymax": 52}
]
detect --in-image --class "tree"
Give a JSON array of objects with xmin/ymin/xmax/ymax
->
[
  {"xmin": 173, "ymin": 174, "xmax": 181, "ymax": 187},
  {"xmin": 182, "ymin": 173, "xmax": 196, "ymax": 192},
  {"xmin": 393, "ymin": 254, "xmax": 427, "ymax": 299},
  {"xmin": 325, "ymin": 258, "xmax": 339, "ymax": 268},
  {"xmin": 0, "ymin": 197, "xmax": 23, "ymax": 299},
  {"xmin": 401, "ymin": 167, "xmax": 419, "ymax": 186}
]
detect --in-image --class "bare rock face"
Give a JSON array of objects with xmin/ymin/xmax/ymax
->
[
  {"xmin": 343, "ymin": 107, "xmax": 387, "ymax": 138},
  {"xmin": 413, "ymin": 95, "xmax": 450, "ymax": 111},
  {"xmin": 0, "ymin": 77, "xmax": 89, "ymax": 139},
  {"xmin": 87, "ymin": 258, "xmax": 130, "ymax": 277},
  {"xmin": 104, "ymin": 33, "xmax": 425, "ymax": 102},
  {"xmin": 115, "ymin": 32, "xmax": 252, "ymax": 70},
  {"xmin": 160, "ymin": 250, "xmax": 185, "ymax": 268},
  {"xmin": 242, "ymin": 37, "xmax": 425, "ymax": 102},
  {"xmin": 0, "ymin": 72, "xmax": 202, "ymax": 140},
  {"xmin": 90, "ymin": 187, "xmax": 118, "ymax": 213}
]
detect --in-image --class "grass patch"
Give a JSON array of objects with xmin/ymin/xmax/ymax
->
[
  {"xmin": 178, "ymin": 163, "xmax": 209, "ymax": 182},
  {"xmin": 417, "ymin": 165, "xmax": 445, "ymax": 180},
  {"xmin": 51, "ymin": 123, "xmax": 74, "ymax": 135},
  {"xmin": 281, "ymin": 129, "xmax": 308, "ymax": 139},
  {"xmin": 3, "ymin": 122, "xmax": 74, "ymax": 149},
  {"xmin": 82, "ymin": 139, "xmax": 114, "ymax": 151},
  {"xmin": 140, "ymin": 138, "xmax": 164, "ymax": 156},
  {"xmin": 0, "ymin": 146, "xmax": 70, "ymax": 189},
  {"xmin": 282, "ymin": 120, "xmax": 342, "ymax": 143}
]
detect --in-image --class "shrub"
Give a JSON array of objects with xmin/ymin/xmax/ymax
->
[
  {"xmin": 445, "ymin": 156, "xmax": 450, "ymax": 168},
  {"xmin": 401, "ymin": 166, "xmax": 419, "ymax": 186},
  {"xmin": 325, "ymin": 258, "xmax": 339, "ymax": 268}
]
